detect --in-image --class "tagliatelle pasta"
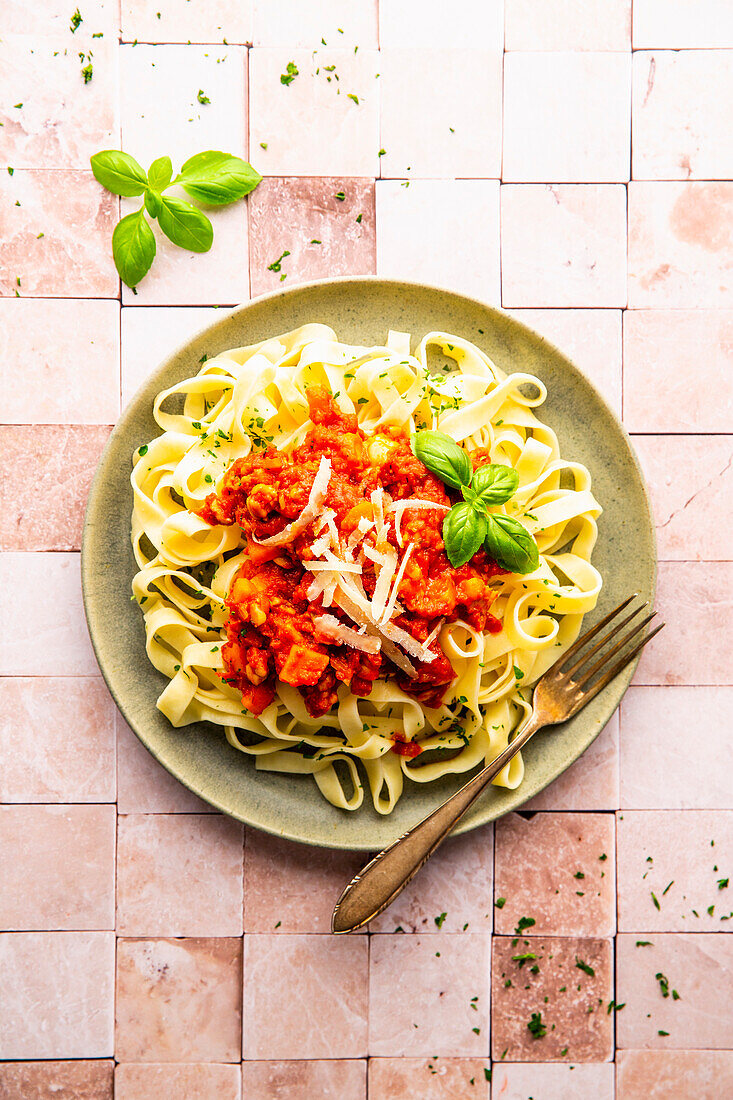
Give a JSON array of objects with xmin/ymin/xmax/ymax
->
[{"xmin": 130, "ymin": 324, "xmax": 602, "ymax": 814}]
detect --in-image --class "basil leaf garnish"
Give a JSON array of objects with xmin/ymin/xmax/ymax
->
[
  {"xmin": 442, "ymin": 503, "xmax": 488, "ymax": 568},
  {"xmin": 147, "ymin": 155, "xmax": 173, "ymax": 192},
  {"xmin": 112, "ymin": 209, "xmax": 156, "ymax": 288},
  {"xmin": 485, "ymin": 513, "xmax": 539, "ymax": 574},
  {"xmin": 90, "ymin": 149, "xmax": 148, "ymax": 196},
  {"xmin": 174, "ymin": 150, "xmax": 262, "ymax": 205},
  {"xmin": 156, "ymin": 196, "xmax": 213, "ymax": 252},
  {"xmin": 472, "ymin": 463, "xmax": 519, "ymax": 505},
  {"xmin": 411, "ymin": 430, "xmax": 472, "ymax": 490}
]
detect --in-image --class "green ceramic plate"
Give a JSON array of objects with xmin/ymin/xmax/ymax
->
[{"xmin": 82, "ymin": 277, "xmax": 655, "ymax": 851}]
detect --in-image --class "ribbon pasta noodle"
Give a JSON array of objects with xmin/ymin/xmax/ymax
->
[{"xmin": 131, "ymin": 324, "xmax": 602, "ymax": 814}]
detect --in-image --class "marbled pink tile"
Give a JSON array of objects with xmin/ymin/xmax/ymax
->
[
  {"xmin": 507, "ymin": 309, "xmax": 622, "ymax": 414},
  {"xmin": 242, "ymin": 1060, "xmax": 366, "ymax": 1100},
  {"xmin": 623, "ymin": 310, "xmax": 733, "ymax": 433},
  {"xmin": 0, "ymin": 171, "xmax": 118, "ymax": 298},
  {"xmin": 369, "ymin": 1057, "xmax": 490, "ymax": 1099},
  {"xmin": 369, "ymin": 934, "xmax": 490, "ymax": 1057},
  {"xmin": 503, "ymin": 53, "xmax": 631, "ymax": 183},
  {"xmin": 5, "ymin": 0, "xmax": 118, "ymax": 37},
  {"xmin": 369, "ymin": 826, "xmax": 493, "ymax": 934},
  {"xmin": 376, "ymin": 179, "xmax": 500, "ymax": 303},
  {"xmin": 491, "ymin": 936, "xmax": 613, "ymax": 1062},
  {"xmin": 122, "ymin": 0, "xmax": 253, "ymax": 44},
  {"xmin": 494, "ymin": 813, "xmax": 615, "ymax": 936},
  {"xmin": 633, "ymin": 562, "xmax": 733, "ymax": 685},
  {"xmin": 523, "ymin": 714, "xmax": 619, "ymax": 811},
  {"xmin": 243, "ymin": 829, "xmax": 363, "ymax": 933},
  {"xmin": 249, "ymin": 177, "xmax": 375, "ymax": 297},
  {"xmin": 616, "ymin": 933, "xmax": 733, "ymax": 1048},
  {"xmin": 0, "ymin": 804, "xmax": 115, "ymax": 930},
  {"xmin": 0, "ymin": 298, "xmax": 120, "ymax": 424},
  {"xmin": 249, "ymin": 48, "xmax": 380, "ymax": 177},
  {"xmin": 0, "ymin": 553, "xmax": 97, "ymax": 675},
  {"xmin": 0, "ymin": 677, "xmax": 116, "ymax": 803},
  {"xmin": 116, "ymin": 715, "xmax": 216, "ymax": 813},
  {"xmin": 632, "ymin": 435, "xmax": 733, "ymax": 561},
  {"xmin": 243, "ymin": 934, "xmax": 368, "ymax": 1058},
  {"xmin": 120, "ymin": 44, "xmax": 247, "ymax": 169},
  {"xmin": 0, "ymin": 931, "xmax": 114, "ymax": 1058},
  {"xmin": 116, "ymin": 938, "xmax": 242, "ymax": 1062},
  {"xmin": 117, "ymin": 814, "xmax": 243, "ymax": 936},
  {"xmin": 617, "ymin": 810, "xmax": 733, "ymax": 931},
  {"xmin": 121, "ymin": 305, "xmax": 218, "ymax": 407},
  {"xmin": 628, "ymin": 182, "xmax": 733, "ymax": 308},
  {"xmin": 115, "ymin": 1063, "xmax": 241, "ymax": 1100},
  {"xmin": 0, "ymin": 1061, "xmax": 114, "ymax": 1100},
  {"xmin": 506, "ymin": 0, "xmax": 631, "ymax": 49},
  {"xmin": 379, "ymin": 0, "xmax": 503, "ymax": 49},
  {"xmin": 492, "ymin": 1062, "xmax": 614, "ymax": 1099},
  {"xmin": 379, "ymin": 49, "xmax": 502, "ymax": 179},
  {"xmin": 616, "ymin": 1050, "xmax": 733, "ymax": 1100},
  {"xmin": 619, "ymin": 687, "xmax": 733, "ymax": 810},
  {"xmin": 0, "ymin": 426, "xmax": 112, "ymax": 551},
  {"xmin": 254, "ymin": 1, "xmax": 378, "ymax": 47},
  {"xmin": 501, "ymin": 185, "xmax": 627, "ymax": 307},
  {"xmin": 633, "ymin": 0, "xmax": 733, "ymax": 48},
  {"xmin": 633, "ymin": 52, "xmax": 733, "ymax": 181},
  {"xmin": 0, "ymin": 36, "xmax": 118, "ymax": 169}
]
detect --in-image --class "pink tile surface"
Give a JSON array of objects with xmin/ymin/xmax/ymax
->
[
  {"xmin": 379, "ymin": 50, "xmax": 502, "ymax": 179},
  {"xmin": 369, "ymin": 934, "xmax": 491, "ymax": 1056},
  {"xmin": 0, "ymin": 677, "xmax": 116, "ymax": 803},
  {"xmin": 0, "ymin": 426, "xmax": 112, "ymax": 551},
  {"xmin": 376, "ymin": 179, "xmax": 500, "ymax": 303},
  {"xmin": 501, "ymin": 185, "xmax": 628, "ymax": 307},
  {"xmin": 5, "ymin": 0, "xmax": 118, "ymax": 37},
  {"xmin": 503, "ymin": 53, "xmax": 631, "ymax": 183},
  {"xmin": 628, "ymin": 182, "xmax": 733, "ymax": 308},
  {"xmin": 623, "ymin": 309, "xmax": 733, "ymax": 434},
  {"xmin": 0, "ymin": 171, "xmax": 119, "ymax": 298},
  {"xmin": 242, "ymin": 1060, "xmax": 366, "ymax": 1099},
  {"xmin": 249, "ymin": 177, "xmax": 375, "ymax": 297},
  {"xmin": 0, "ymin": 298, "xmax": 120, "ymax": 425},
  {"xmin": 116, "ymin": 937, "xmax": 242, "ymax": 1062},
  {"xmin": 249, "ymin": 48, "xmax": 380, "ymax": 177},
  {"xmin": 633, "ymin": 1, "xmax": 733, "ymax": 49},
  {"xmin": 491, "ymin": 936, "xmax": 614, "ymax": 1062},
  {"xmin": 632, "ymin": 435, "xmax": 733, "ymax": 561},
  {"xmin": 0, "ymin": 931, "xmax": 114, "ymax": 1058},
  {"xmin": 0, "ymin": 1061, "xmax": 114, "ymax": 1100},
  {"xmin": 633, "ymin": 562, "xmax": 733, "ymax": 686},
  {"xmin": 121, "ymin": 305, "xmax": 219, "ymax": 407},
  {"xmin": 633, "ymin": 52, "xmax": 733, "ymax": 181},
  {"xmin": 506, "ymin": 0, "xmax": 631, "ymax": 50},
  {"xmin": 616, "ymin": 933, "xmax": 733, "ymax": 1048},
  {"xmin": 492, "ymin": 1062, "xmax": 615, "ymax": 1099},
  {"xmin": 0, "ymin": 35, "xmax": 118, "ymax": 169},
  {"xmin": 617, "ymin": 810, "xmax": 733, "ymax": 932},
  {"xmin": 616, "ymin": 1050, "xmax": 733, "ymax": 1100},
  {"xmin": 116, "ymin": 813, "xmax": 244, "ymax": 936},
  {"xmin": 523, "ymin": 714, "xmax": 619, "ymax": 812},
  {"xmin": 122, "ymin": 0, "xmax": 253, "ymax": 44},
  {"xmin": 253, "ymin": 1, "xmax": 378, "ymax": 47},
  {"xmin": 369, "ymin": 826, "xmax": 493, "ymax": 934},
  {"xmin": 116, "ymin": 715, "xmax": 217, "ymax": 813},
  {"xmin": 243, "ymin": 934, "xmax": 368, "ymax": 1058},
  {"xmin": 115, "ymin": 1063, "xmax": 241, "ymax": 1100},
  {"xmin": 0, "ymin": 804, "xmax": 115, "ymax": 930},
  {"xmin": 494, "ymin": 813, "xmax": 616, "ymax": 936},
  {"xmin": 379, "ymin": 0, "xmax": 503, "ymax": 50},
  {"xmin": 369, "ymin": 1057, "xmax": 490, "ymax": 1098},
  {"xmin": 243, "ymin": 829, "xmax": 363, "ymax": 933},
  {"xmin": 619, "ymin": 687, "xmax": 733, "ymax": 810}
]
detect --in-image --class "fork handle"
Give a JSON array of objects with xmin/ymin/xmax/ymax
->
[{"xmin": 331, "ymin": 713, "xmax": 543, "ymax": 933}]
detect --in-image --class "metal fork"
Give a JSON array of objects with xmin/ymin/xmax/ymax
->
[{"xmin": 332, "ymin": 594, "xmax": 663, "ymax": 934}]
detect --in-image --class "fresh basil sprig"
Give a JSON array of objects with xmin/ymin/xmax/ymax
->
[
  {"xmin": 90, "ymin": 148, "xmax": 261, "ymax": 288},
  {"xmin": 411, "ymin": 429, "xmax": 539, "ymax": 573}
]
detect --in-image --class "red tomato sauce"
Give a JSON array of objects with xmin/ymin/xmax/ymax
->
[{"xmin": 199, "ymin": 388, "xmax": 505, "ymax": 732}]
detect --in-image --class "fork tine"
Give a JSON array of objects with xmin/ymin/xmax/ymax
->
[
  {"xmin": 550, "ymin": 592, "xmax": 639, "ymax": 674},
  {"xmin": 572, "ymin": 610, "xmax": 657, "ymax": 688},
  {"xmin": 562, "ymin": 600, "xmax": 648, "ymax": 681},
  {"xmin": 573, "ymin": 621, "xmax": 665, "ymax": 706}
]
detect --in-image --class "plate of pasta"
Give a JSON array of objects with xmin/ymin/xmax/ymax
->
[{"xmin": 82, "ymin": 277, "xmax": 655, "ymax": 849}]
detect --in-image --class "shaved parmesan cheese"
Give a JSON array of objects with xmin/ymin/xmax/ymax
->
[
  {"xmin": 314, "ymin": 614, "xmax": 381, "ymax": 654},
  {"xmin": 380, "ymin": 543, "xmax": 414, "ymax": 626},
  {"xmin": 421, "ymin": 617, "xmax": 445, "ymax": 653},
  {"xmin": 381, "ymin": 619, "xmax": 435, "ymax": 662},
  {"xmin": 305, "ymin": 560, "xmax": 363, "ymax": 574},
  {"xmin": 379, "ymin": 637, "xmax": 418, "ymax": 678},
  {"xmin": 253, "ymin": 456, "xmax": 332, "ymax": 547}
]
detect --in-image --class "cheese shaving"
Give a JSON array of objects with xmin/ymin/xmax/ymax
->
[
  {"xmin": 313, "ymin": 614, "xmax": 381, "ymax": 654},
  {"xmin": 253, "ymin": 455, "xmax": 332, "ymax": 547}
]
